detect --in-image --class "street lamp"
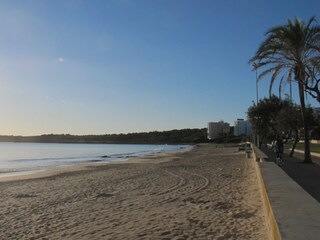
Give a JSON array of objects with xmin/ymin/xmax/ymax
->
[
  {"xmin": 253, "ymin": 62, "xmax": 260, "ymax": 147},
  {"xmin": 253, "ymin": 62, "xmax": 259, "ymax": 103}
]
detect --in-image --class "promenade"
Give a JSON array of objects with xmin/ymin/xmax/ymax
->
[
  {"xmin": 261, "ymin": 146, "xmax": 320, "ymax": 202},
  {"xmin": 255, "ymin": 145, "xmax": 320, "ymax": 239}
]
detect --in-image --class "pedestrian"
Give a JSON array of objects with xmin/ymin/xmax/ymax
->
[{"xmin": 275, "ymin": 137, "xmax": 284, "ymax": 165}]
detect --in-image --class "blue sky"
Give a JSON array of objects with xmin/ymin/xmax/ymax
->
[{"xmin": 0, "ymin": 0, "xmax": 319, "ymax": 135}]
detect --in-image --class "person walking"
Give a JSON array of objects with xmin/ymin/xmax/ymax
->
[{"xmin": 275, "ymin": 137, "xmax": 284, "ymax": 166}]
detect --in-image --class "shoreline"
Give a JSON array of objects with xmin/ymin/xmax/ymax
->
[
  {"xmin": 0, "ymin": 144, "xmax": 268, "ymax": 239},
  {"xmin": 0, "ymin": 143, "xmax": 194, "ymax": 182}
]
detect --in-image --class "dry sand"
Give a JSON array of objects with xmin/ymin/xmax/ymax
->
[{"xmin": 0, "ymin": 144, "xmax": 269, "ymax": 240}]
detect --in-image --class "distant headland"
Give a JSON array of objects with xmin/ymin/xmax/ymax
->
[{"xmin": 0, "ymin": 128, "xmax": 209, "ymax": 145}]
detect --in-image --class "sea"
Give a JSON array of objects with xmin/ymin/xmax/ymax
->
[{"xmin": 0, "ymin": 142, "xmax": 190, "ymax": 178}]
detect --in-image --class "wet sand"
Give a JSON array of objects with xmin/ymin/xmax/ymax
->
[{"xmin": 0, "ymin": 144, "xmax": 268, "ymax": 239}]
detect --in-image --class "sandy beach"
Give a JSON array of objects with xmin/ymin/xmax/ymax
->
[{"xmin": 0, "ymin": 144, "xmax": 268, "ymax": 239}]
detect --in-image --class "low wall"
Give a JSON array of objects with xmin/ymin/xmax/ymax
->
[{"xmin": 252, "ymin": 144, "xmax": 281, "ymax": 240}]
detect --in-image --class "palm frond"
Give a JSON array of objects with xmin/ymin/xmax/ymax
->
[{"xmin": 249, "ymin": 16, "xmax": 320, "ymax": 103}]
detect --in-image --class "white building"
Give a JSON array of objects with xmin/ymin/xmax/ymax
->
[
  {"xmin": 234, "ymin": 119, "xmax": 252, "ymax": 136},
  {"xmin": 207, "ymin": 121, "xmax": 230, "ymax": 140}
]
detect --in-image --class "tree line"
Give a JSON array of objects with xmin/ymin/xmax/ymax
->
[
  {"xmin": 0, "ymin": 128, "xmax": 208, "ymax": 144},
  {"xmin": 247, "ymin": 96, "xmax": 318, "ymax": 156}
]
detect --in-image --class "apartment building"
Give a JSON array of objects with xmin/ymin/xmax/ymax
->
[
  {"xmin": 207, "ymin": 121, "xmax": 230, "ymax": 140},
  {"xmin": 234, "ymin": 119, "xmax": 252, "ymax": 136}
]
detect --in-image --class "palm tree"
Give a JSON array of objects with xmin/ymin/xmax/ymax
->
[{"xmin": 250, "ymin": 17, "xmax": 320, "ymax": 163}]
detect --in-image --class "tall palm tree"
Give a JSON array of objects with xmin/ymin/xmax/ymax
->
[{"xmin": 250, "ymin": 17, "xmax": 320, "ymax": 163}]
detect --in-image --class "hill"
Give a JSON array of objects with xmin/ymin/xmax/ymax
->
[{"xmin": 0, "ymin": 128, "xmax": 208, "ymax": 144}]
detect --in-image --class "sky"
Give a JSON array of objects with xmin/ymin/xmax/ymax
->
[{"xmin": 0, "ymin": 0, "xmax": 319, "ymax": 136}]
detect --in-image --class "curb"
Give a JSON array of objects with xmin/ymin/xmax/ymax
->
[{"xmin": 291, "ymin": 148, "xmax": 320, "ymax": 157}]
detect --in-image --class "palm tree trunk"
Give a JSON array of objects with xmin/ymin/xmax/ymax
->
[{"xmin": 298, "ymin": 81, "xmax": 312, "ymax": 163}]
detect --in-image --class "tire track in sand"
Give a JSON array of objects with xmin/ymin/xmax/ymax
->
[
  {"xmin": 158, "ymin": 168, "xmax": 210, "ymax": 204},
  {"xmin": 151, "ymin": 169, "xmax": 186, "ymax": 196}
]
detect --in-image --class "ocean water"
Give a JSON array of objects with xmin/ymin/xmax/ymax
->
[{"xmin": 0, "ymin": 142, "xmax": 190, "ymax": 177}]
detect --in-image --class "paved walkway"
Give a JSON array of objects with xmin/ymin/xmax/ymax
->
[
  {"xmin": 260, "ymin": 146, "xmax": 320, "ymax": 202},
  {"xmin": 256, "ymin": 145, "xmax": 320, "ymax": 239}
]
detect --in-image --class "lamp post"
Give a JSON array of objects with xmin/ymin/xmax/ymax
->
[
  {"xmin": 253, "ymin": 63, "xmax": 259, "ymax": 103},
  {"xmin": 253, "ymin": 63, "xmax": 259, "ymax": 147}
]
